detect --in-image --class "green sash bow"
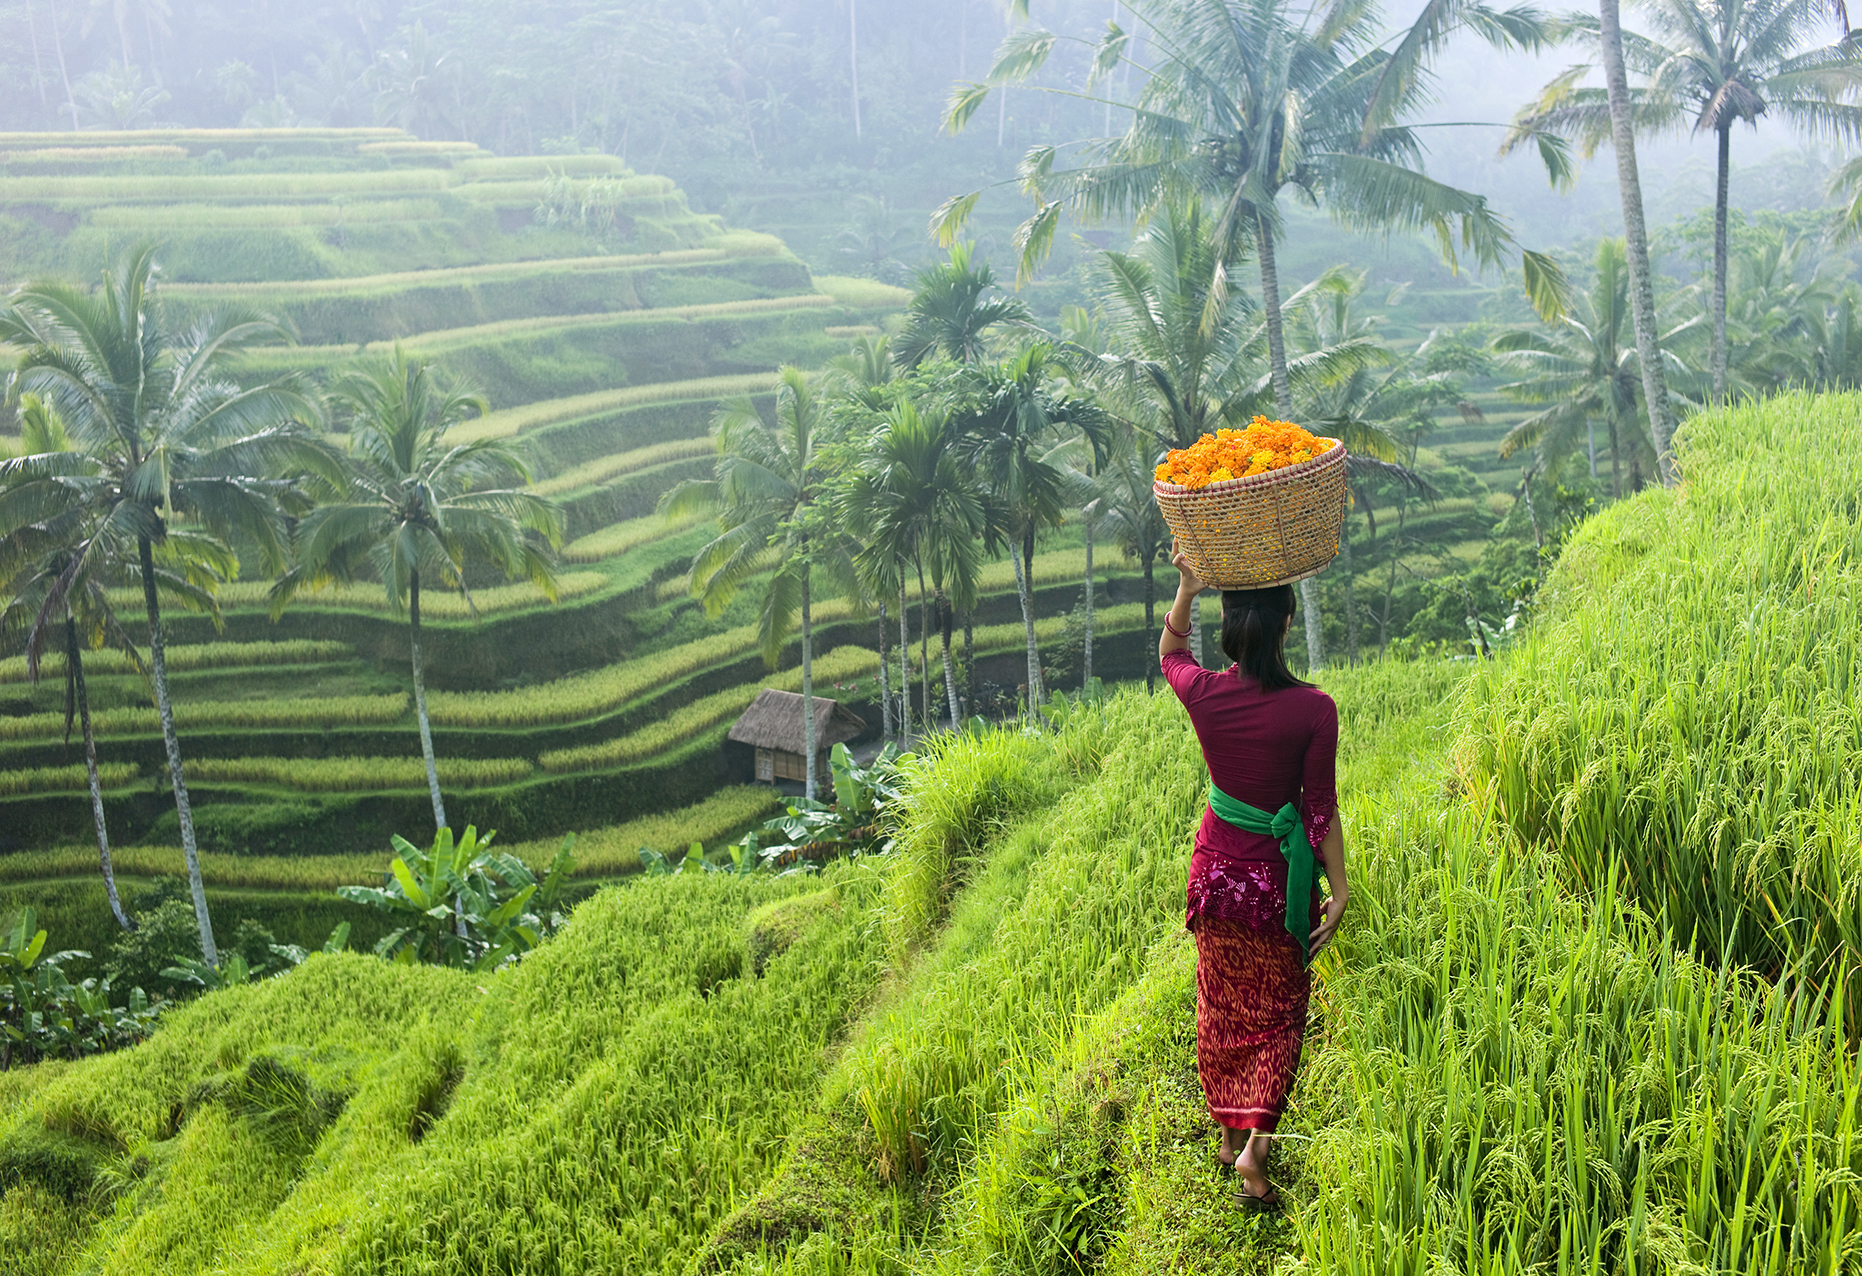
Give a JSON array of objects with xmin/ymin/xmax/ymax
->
[{"xmin": 1207, "ymin": 783, "xmax": 1315, "ymax": 964}]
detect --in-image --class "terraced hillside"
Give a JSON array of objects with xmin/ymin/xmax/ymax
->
[{"xmin": 0, "ymin": 129, "xmax": 1165, "ymax": 919}]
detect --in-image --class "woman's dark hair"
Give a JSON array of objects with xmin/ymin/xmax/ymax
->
[{"xmin": 1219, "ymin": 585, "xmax": 1313, "ymax": 690}]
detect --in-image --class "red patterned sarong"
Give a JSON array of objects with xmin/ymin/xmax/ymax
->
[{"xmin": 1193, "ymin": 917, "xmax": 1309, "ymax": 1132}]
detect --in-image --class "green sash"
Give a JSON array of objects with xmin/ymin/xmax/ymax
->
[{"xmin": 1207, "ymin": 783, "xmax": 1315, "ymax": 964}]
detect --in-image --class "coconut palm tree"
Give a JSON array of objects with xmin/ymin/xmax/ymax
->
[
  {"xmin": 894, "ymin": 243, "xmax": 1034, "ymax": 370},
  {"xmin": 1507, "ymin": 0, "xmax": 1862, "ymax": 407},
  {"xmin": 0, "ymin": 397, "xmax": 203, "ymax": 934},
  {"xmin": 942, "ymin": 0, "xmax": 1561, "ymax": 663},
  {"xmin": 1595, "ymin": 0, "xmax": 1679, "ymax": 482},
  {"xmin": 950, "ymin": 343, "xmax": 1110, "ymax": 708},
  {"xmin": 1062, "ymin": 426, "xmax": 1170, "ymax": 691},
  {"xmin": 661, "ymin": 366, "xmax": 854, "ymax": 801},
  {"xmin": 1, "ymin": 245, "xmax": 328, "ymax": 967},
  {"xmin": 1288, "ymin": 272, "xmax": 1447, "ymax": 663},
  {"xmin": 272, "ymin": 347, "xmax": 561, "ymax": 837},
  {"xmin": 1067, "ymin": 205, "xmax": 1382, "ymax": 665},
  {"xmin": 1491, "ymin": 238, "xmax": 1675, "ymax": 498},
  {"xmin": 838, "ymin": 399, "xmax": 987, "ymax": 727}
]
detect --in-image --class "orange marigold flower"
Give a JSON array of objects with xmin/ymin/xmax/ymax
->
[{"xmin": 1154, "ymin": 418, "xmax": 1330, "ymax": 489}]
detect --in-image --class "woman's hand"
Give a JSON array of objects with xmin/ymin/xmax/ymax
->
[
  {"xmin": 1170, "ymin": 539, "xmax": 1208, "ymax": 596},
  {"xmin": 1309, "ymin": 890, "xmax": 1348, "ymax": 958}
]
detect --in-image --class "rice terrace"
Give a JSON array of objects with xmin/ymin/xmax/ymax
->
[{"xmin": 4, "ymin": 0, "xmax": 1862, "ymax": 1272}]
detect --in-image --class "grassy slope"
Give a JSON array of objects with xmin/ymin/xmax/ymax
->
[{"xmin": 13, "ymin": 411, "xmax": 1862, "ymax": 1274}]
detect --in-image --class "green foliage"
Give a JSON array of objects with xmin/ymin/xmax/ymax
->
[
  {"xmin": 732, "ymin": 742, "xmax": 911, "ymax": 871},
  {"xmin": 337, "ymin": 826, "xmax": 575, "ymax": 971},
  {"xmin": 1, "ymin": 908, "xmax": 161, "ymax": 1070}
]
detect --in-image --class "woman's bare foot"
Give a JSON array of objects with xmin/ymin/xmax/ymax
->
[{"xmin": 1234, "ymin": 1132, "xmax": 1279, "ymax": 1206}]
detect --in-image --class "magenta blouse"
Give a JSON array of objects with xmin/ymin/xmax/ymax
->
[{"xmin": 1161, "ymin": 648, "xmax": 1338, "ymax": 942}]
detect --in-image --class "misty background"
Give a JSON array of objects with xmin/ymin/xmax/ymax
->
[{"xmin": 1, "ymin": 0, "xmax": 1850, "ymax": 301}]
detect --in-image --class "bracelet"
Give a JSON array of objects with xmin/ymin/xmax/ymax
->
[{"xmin": 1163, "ymin": 613, "xmax": 1190, "ymax": 638}]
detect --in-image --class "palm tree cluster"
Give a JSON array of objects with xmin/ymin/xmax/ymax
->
[
  {"xmin": 670, "ymin": 209, "xmax": 1467, "ymax": 792},
  {"xmin": 0, "ymin": 246, "xmax": 563, "ymax": 967}
]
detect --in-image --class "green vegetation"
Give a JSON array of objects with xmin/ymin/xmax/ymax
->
[
  {"xmin": 0, "ymin": 695, "xmax": 409, "ymax": 742},
  {"xmin": 11, "ymin": 395, "xmax": 1860, "ymax": 1269}
]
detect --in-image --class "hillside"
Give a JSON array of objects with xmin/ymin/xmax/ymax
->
[
  {"xmin": 0, "ymin": 129, "xmax": 1172, "ymax": 913},
  {"xmin": 4, "ymin": 392, "xmax": 1858, "ymax": 1273}
]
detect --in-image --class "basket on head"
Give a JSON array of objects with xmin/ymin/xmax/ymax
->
[{"xmin": 1152, "ymin": 438, "xmax": 1348, "ymax": 589}]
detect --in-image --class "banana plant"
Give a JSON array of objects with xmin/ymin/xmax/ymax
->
[
  {"xmin": 734, "ymin": 742, "xmax": 912, "ymax": 869},
  {"xmin": 2, "ymin": 909, "xmax": 161, "ymax": 1066},
  {"xmin": 339, "ymin": 827, "xmax": 576, "ymax": 971}
]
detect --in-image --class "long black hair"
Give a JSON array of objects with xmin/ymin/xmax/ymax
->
[{"xmin": 1219, "ymin": 585, "xmax": 1313, "ymax": 690}]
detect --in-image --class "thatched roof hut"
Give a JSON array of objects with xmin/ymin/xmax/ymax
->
[{"xmin": 729, "ymin": 690, "xmax": 866, "ymax": 784}]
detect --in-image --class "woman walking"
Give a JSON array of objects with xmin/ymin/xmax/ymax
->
[{"xmin": 1159, "ymin": 541, "xmax": 1349, "ymax": 1211}]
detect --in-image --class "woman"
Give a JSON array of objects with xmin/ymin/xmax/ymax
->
[{"xmin": 1159, "ymin": 541, "xmax": 1349, "ymax": 1212}]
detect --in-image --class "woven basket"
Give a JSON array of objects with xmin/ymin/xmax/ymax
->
[{"xmin": 1152, "ymin": 438, "xmax": 1348, "ymax": 589}]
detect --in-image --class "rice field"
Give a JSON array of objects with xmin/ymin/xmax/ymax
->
[
  {"xmin": 562, "ymin": 512, "xmax": 699, "ymax": 563},
  {"xmin": 9, "ymin": 634, "xmax": 1849, "ymax": 1273},
  {"xmin": 424, "ymin": 600, "xmax": 863, "ymax": 727},
  {"xmin": 0, "ymin": 786, "xmax": 782, "ymax": 892},
  {"xmin": 0, "ymin": 762, "xmax": 137, "ymax": 796},
  {"xmin": 189, "ymin": 571, "xmax": 607, "ymax": 617},
  {"xmin": 0, "ymin": 693, "xmax": 408, "ymax": 741},
  {"xmin": 0, "ymin": 640, "xmax": 351, "ymax": 684},
  {"xmin": 83, "ymin": 200, "xmax": 452, "ymax": 229},
  {"xmin": 184, "ymin": 754, "xmax": 534, "ymax": 792},
  {"xmin": 1457, "ymin": 389, "xmax": 1862, "ymax": 1025},
  {"xmin": 451, "ymin": 373, "xmax": 779, "ymax": 442},
  {"xmin": 537, "ymin": 646, "xmax": 881, "ymax": 773},
  {"xmin": 160, "ymin": 249, "xmax": 738, "ymax": 298},
  {"xmin": 533, "ymin": 438, "xmax": 715, "ymax": 496}
]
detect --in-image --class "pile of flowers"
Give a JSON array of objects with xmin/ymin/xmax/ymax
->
[{"xmin": 1154, "ymin": 417, "xmax": 1328, "ymax": 488}]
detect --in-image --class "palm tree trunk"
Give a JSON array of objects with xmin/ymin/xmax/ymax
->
[
  {"xmin": 410, "ymin": 573, "xmax": 464, "ymax": 942},
  {"xmin": 25, "ymin": 3, "xmax": 46, "ymax": 110},
  {"xmin": 1712, "ymin": 122, "xmax": 1730, "ymax": 406},
  {"xmin": 49, "ymin": 2, "xmax": 78, "ymax": 131},
  {"xmin": 916, "ymin": 557, "xmax": 932, "ymax": 728},
  {"xmin": 1598, "ymin": 0, "xmax": 1677, "ymax": 483},
  {"xmin": 877, "ymin": 601, "xmax": 893, "ymax": 741},
  {"xmin": 849, "ymin": 0, "xmax": 862, "ymax": 140},
  {"xmin": 1257, "ymin": 208, "xmax": 1294, "ymax": 418},
  {"xmin": 1257, "ymin": 207, "xmax": 1328, "ymax": 669},
  {"xmin": 898, "ymin": 579, "xmax": 911, "ymax": 742},
  {"xmin": 409, "ymin": 570, "xmax": 448, "ymax": 836},
  {"xmin": 1189, "ymin": 585, "xmax": 1202, "ymax": 665},
  {"xmin": 801, "ymin": 564, "xmax": 817, "ymax": 803},
  {"xmin": 139, "ymin": 536, "xmax": 215, "ymax": 965},
  {"xmin": 67, "ymin": 617, "xmax": 130, "ymax": 932},
  {"xmin": 938, "ymin": 589, "xmax": 961, "ymax": 724},
  {"xmin": 962, "ymin": 612, "xmax": 974, "ymax": 717},
  {"xmin": 1143, "ymin": 555, "xmax": 1156, "ymax": 693},
  {"xmin": 1340, "ymin": 510, "xmax": 1358, "ymax": 666},
  {"xmin": 1082, "ymin": 514, "xmax": 1094, "ymax": 689},
  {"xmin": 1009, "ymin": 538, "xmax": 1043, "ymax": 709}
]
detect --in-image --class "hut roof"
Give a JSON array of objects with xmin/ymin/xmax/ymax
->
[{"xmin": 728, "ymin": 689, "xmax": 866, "ymax": 754}]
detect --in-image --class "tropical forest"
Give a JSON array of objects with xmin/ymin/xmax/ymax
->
[{"xmin": 2, "ymin": 0, "xmax": 1862, "ymax": 1271}]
